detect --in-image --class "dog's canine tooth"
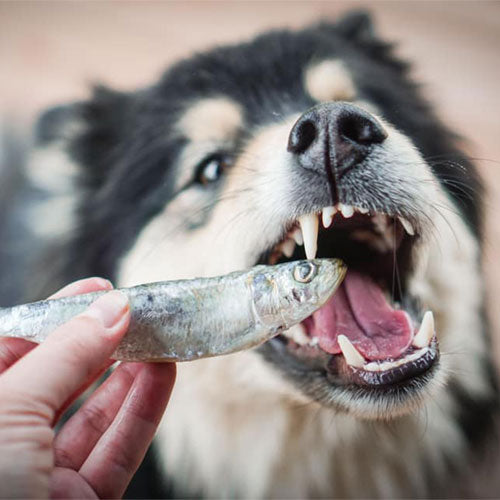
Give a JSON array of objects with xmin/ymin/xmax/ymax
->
[
  {"xmin": 412, "ymin": 311, "xmax": 435, "ymax": 348},
  {"xmin": 338, "ymin": 335, "xmax": 366, "ymax": 368},
  {"xmin": 299, "ymin": 214, "xmax": 319, "ymax": 260},
  {"xmin": 399, "ymin": 216, "xmax": 415, "ymax": 236},
  {"xmin": 322, "ymin": 206, "xmax": 337, "ymax": 228},
  {"xmin": 338, "ymin": 203, "xmax": 354, "ymax": 218},
  {"xmin": 291, "ymin": 227, "xmax": 303, "ymax": 246},
  {"xmin": 281, "ymin": 238, "xmax": 295, "ymax": 258},
  {"xmin": 357, "ymin": 206, "xmax": 369, "ymax": 215}
]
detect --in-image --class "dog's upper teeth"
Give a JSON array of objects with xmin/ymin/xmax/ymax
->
[
  {"xmin": 356, "ymin": 206, "xmax": 369, "ymax": 214},
  {"xmin": 291, "ymin": 227, "xmax": 303, "ymax": 246},
  {"xmin": 322, "ymin": 206, "xmax": 337, "ymax": 228},
  {"xmin": 285, "ymin": 324, "xmax": 309, "ymax": 345},
  {"xmin": 351, "ymin": 229, "xmax": 392, "ymax": 253},
  {"xmin": 373, "ymin": 213, "xmax": 388, "ymax": 233},
  {"xmin": 338, "ymin": 335, "xmax": 366, "ymax": 368},
  {"xmin": 281, "ymin": 238, "xmax": 296, "ymax": 258},
  {"xmin": 412, "ymin": 311, "xmax": 434, "ymax": 348},
  {"xmin": 309, "ymin": 336, "xmax": 319, "ymax": 347},
  {"xmin": 398, "ymin": 216, "xmax": 415, "ymax": 236},
  {"xmin": 298, "ymin": 214, "xmax": 319, "ymax": 260},
  {"xmin": 338, "ymin": 203, "xmax": 354, "ymax": 218}
]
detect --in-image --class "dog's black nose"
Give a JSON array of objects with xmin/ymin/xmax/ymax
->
[{"xmin": 287, "ymin": 102, "xmax": 387, "ymax": 178}]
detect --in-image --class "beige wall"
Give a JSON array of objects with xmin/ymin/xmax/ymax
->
[{"xmin": 1, "ymin": 0, "xmax": 499, "ymax": 348}]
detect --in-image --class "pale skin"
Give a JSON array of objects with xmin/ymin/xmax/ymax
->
[{"xmin": 0, "ymin": 278, "xmax": 176, "ymax": 499}]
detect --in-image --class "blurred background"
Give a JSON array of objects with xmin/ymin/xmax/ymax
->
[{"xmin": 0, "ymin": 0, "xmax": 499, "ymax": 351}]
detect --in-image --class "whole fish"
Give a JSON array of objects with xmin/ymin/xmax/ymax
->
[{"xmin": 0, "ymin": 259, "xmax": 345, "ymax": 362}]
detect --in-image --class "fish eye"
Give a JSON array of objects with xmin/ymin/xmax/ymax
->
[
  {"xmin": 293, "ymin": 262, "xmax": 317, "ymax": 283},
  {"xmin": 195, "ymin": 154, "xmax": 233, "ymax": 186}
]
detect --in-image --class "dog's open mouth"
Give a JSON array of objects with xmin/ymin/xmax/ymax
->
[{"xmin": 258, "ymin": 204, "xmax": 439, "ymax": 389}]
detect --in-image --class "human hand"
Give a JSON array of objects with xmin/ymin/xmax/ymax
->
[{"xmin": 0, "ymin": 278, "xmax": 176, "ymax": 499}]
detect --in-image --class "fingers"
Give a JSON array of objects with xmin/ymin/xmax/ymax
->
[
  {"xmin": 54, "ymin": 362, "xmax": 142, "ymax": 470},
  {"xmin": 79, "ymin": 363, "xmax": 176, "ymax": 499},
  {"xmin": 0, "ymin": 338, "xmax": 37, "ymax": 374},
  {"xmin": 49, "ymin": 468, "xmax": 98, "ymax": 499},
  {"xmin": 0, "ymin": 277, "xmax": 113, "ymax": 376},
  {"xmin": 48, "ymin": 277, "xmax": 113, "ymax": 300},
  {"xmin": 0, "ymin": 291, "xmax": 130, "ymax": 423},
  {"xmin": 52, "ymin": 361, "xmax": 115, "ymax": 425}
]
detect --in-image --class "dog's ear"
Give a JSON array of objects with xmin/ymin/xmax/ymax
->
[
  {"xmin": 313, "ymin": 11, "xmax": 408, "ymax": 73},
  {"xmin": 334, "ymin": 10, "xmax": 376, "ymax": 42},
  {"xmin": 67, "ymin": 85, "xmax": 131, "ymax": 189},
  {"xmin": 311, "ymin": 10, "xmax": 376, "ymax": 43}
]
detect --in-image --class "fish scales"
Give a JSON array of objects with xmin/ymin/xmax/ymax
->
[{"xmin": 0, "ymin": 259, "xmax": 346, "ymax": 362}]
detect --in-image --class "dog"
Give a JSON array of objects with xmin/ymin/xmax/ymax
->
[{"xmin": 6, "ymin": 10, "xmax": 499, "ymax": 498}]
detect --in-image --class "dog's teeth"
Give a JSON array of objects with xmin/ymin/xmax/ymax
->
[
  {"xmin": 298, "ymin": 214, "xmax": 319, "ymax": 260},
  {"xmin": 309, "ymin": 336, "xmax": 319, "ymax": 347},
  {"xmin": 373, "ymin": 213, "xmax": 388, "ymax": 233},
  {"xmin": 412, "ymin": 311, "xmax": 435, "ymax": 348},
  {"xmin": 338, "ymin": 335, "xmax": 365, "ymax": 368},
  {"xmin": 339, "ymin": 203, "xmax": 354, "ymax": 218},
  {"xmin": 398, "ymin": 216, "xmax": 415, "ymax": 236},
  {"xmin": 288, "ymin": 324, "xmax": 309, "ymax": 345},
  {"xmin": 281, "ymin": 239, "xmax": 295, "ymax": 258},
  {"xmin": 351, "ymin": 229, "xmax": 389, "ymax": 253},
  {"xmin": 291, "ymin": 228, "xmax": 304, "ymax": 246},
  {"xmin": 357, "ymin": 206, "xmax": 369, "ymax": 214},
  {"xmin": 322, "ymin": 206, "xmax": 337, "ymax": 228}
]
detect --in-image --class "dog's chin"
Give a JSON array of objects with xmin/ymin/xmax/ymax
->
[
  {"xmin": 256, "ymin": 206, "xmax": 441, "ymax": 419},
  {"xmin": 258, "ymin": 332, "xmax": 441, "ymax": 419}
]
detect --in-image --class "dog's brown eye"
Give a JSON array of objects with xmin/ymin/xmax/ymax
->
[{"xmin": 196, "ymin": 154, "xmax": 232, "ymax": 185}]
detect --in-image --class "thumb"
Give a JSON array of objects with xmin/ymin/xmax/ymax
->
[{"xmin": 0, "ymin": 291, "xmax": 130, "ymax": 423}]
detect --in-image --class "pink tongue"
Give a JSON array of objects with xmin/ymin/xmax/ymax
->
[{"xmin": 306, "ymin": 271, "xmax": 413, "ymax": 361}]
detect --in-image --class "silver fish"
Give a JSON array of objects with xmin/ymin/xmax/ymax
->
[{"xmin": 0, "ymin": 259, "xmax": 346, "ymax": 362}]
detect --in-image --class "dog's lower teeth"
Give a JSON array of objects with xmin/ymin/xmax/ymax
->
[
  {"xmin": 338, "ymin": 335, "xmax": 366, "ymax": 368},
  {"xmin": 412, "ymin": 311, "xmax": 435, "ymax": 348},
  {"xmin": 363, "ymin": 347, "xmax": 430, "ymax": 372}
]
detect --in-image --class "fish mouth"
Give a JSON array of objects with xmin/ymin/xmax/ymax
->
[{"xmin": 257, "ymin": 203, "xmax": 439, "ymax": 405}]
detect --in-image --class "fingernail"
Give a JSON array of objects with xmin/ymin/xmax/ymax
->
[
  {"xmin": 93, "ymin": 277, "xmax": 114, "ymax": 289},
  {"xmin": 86, "ymin": 291, "xmax": 129, "ymax": 328}
]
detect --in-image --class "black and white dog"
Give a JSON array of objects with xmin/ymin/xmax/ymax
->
[{"xmin": 5, "ymin": 11, "xmax": 499, "ymax": 498}]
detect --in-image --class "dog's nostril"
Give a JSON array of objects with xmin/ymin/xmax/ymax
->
[
  {"xmin": 288, "ymin": 119, "xmax": 317, "ymax": 154},
  {"xmin": 337, "ymin": 113, "xmax": 387, "ymax": 146}
]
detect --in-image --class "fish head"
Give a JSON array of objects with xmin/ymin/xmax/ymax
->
[{"xmin": 251, "ymin": 259, "xmax": 346, "ymax": 330}]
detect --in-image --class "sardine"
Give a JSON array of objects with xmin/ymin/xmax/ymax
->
[{"xmin": 0, "ymin": 259, "xmax": 346, "ymax": 361}]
